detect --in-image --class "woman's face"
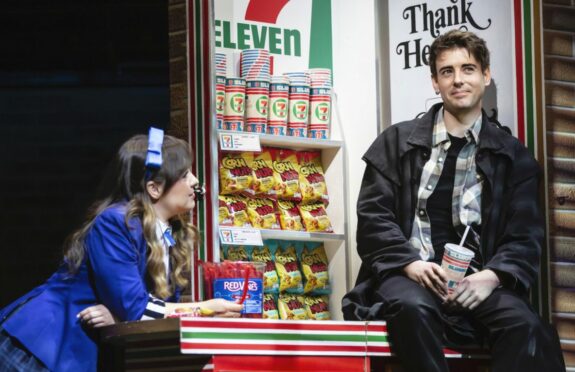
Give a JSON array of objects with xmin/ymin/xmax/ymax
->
[{"xmin": 156, "ymin": 169, "xmax": 199, "ymax": 219}]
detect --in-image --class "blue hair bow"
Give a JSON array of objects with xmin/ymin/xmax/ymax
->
[{"xmin": 145, "ymin": 127, "xmax": 164, "ymax": 179}]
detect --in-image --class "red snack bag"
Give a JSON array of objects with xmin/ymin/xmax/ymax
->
[
  {"xmin": 298, "ymin": 151, "xmax": 329, "ymax": 205},
  {"xmin": 271, "ymin": 148, "xmax": 301, "ymax": 202}
]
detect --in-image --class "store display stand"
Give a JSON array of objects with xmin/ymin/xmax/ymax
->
[{"xmin": 208, "ymin": 91, "xmax": 350, "ymax": 319}]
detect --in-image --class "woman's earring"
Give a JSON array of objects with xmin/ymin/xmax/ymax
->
[{"xmin": 435, "ymin": 91, "xmax": 440, "ymax": 95}]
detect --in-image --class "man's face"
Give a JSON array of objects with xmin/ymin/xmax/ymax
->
[{"xmin": 431, "ymin": 47, "xmax": 491, "ymax": 117}]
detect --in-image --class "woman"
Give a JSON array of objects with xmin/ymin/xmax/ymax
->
[{"xmin": 0, "ymin": 130, "xmax": 242, "ymax": 371}]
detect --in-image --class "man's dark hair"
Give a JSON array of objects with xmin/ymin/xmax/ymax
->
[{"xmin": 429, "ymin": 29, "xmax": 490, "ymax": 76}]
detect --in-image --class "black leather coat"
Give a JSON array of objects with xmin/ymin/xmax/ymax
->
[{"xmin": 342, "ymin": 103, "xmax": 543, "ymax": 320}]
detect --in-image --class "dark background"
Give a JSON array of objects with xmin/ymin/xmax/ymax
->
[{"xmin": 0, "ymin": 0, "xmax": 170, "ymax": 307}]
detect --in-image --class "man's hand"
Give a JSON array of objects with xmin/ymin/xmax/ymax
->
[
  {"xmin": 77, "ymin": 304, "xmax": 117, "ymax": 328},
  {"xmin": 444, "ymin": 269, "xmax": 500, "ymax": 310},
  {"xmin": 403, "ymin": 260, "xmax": 448, "ymax": 301}
]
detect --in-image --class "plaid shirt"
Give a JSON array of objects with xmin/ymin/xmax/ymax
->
[{"xmin": 409, "ymin": 109, "xmax": 483, "ymax": 270}]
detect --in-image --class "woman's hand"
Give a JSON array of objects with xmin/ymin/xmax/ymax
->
[
  {"xmin": 199, "ymin": 298, "xmax": 243, "ymax": 318},
  {"xmin": 77, "ymin": 304, "xmax": 117, "ymax": 328},
  {"xmin": 403, "ymin": 260, "xmax": 448, "ymax": 301}
]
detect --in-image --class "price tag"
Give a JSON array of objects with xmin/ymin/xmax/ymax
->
[
  {"xmin": 219, "ymin": 132, "xmax": 261, "ymax": 152},
  {"xmin": 219, "ymin": 227, "xmax": 263, "ymax": 246}
]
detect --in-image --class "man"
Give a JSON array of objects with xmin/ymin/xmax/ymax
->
[{"xmin": 342, "ymin": 30, "xmax": 565, "ymax": 372}]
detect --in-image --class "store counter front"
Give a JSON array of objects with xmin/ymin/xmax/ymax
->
[{"xmin": 98, "ymin": 318, "xmax": 489, "ymax": 371}]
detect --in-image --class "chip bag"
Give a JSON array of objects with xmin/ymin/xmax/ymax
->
[
  {"xmin": 219, "ymin": 152, "xmax": 254, "ymax": 194},
  {"xmin": 274, "ymin": 241, "xmax": 303, "ymax": 293},
  {"xmin": 298, "ymin": 202, "xmax": 333, "ymax": 232},
  {"xmin": 303, "ymin": 295, "xmax": 330, "ymax": 320},
  {"xmin": 298, "ymin": 151, "xmax": 329, "ymax": 205},
  {"xmin": 263, "ymin": 293, "xmax": 279, "ymax": 320},
  {"xmin": 250, "ymin": 242, "xmax": 279, "ymax": 294},
  {"xmin": 250, "ymin": 147, "xmax": 275, "ymax": 196},
  {"xmin": 218, "ymin": 195, "xmax": 251, "ymax": 227},
  {"xmin": 222, "ymin": 245, "xmax": 250, "ymax": 261},
  {"xmin": 277, "ymin": 200, "xmax": 304, "ymax": 231},
  {"xmin": 298, "ymin": 242, "xmax": 331, "ymax": 294},
  {"xmin": 246, "ymin": 198, "xmax": 280, "ymax": 230},
  {"xmin": 271, "ymin": 148, "xmax": 301, "ymax": 201},
  {"xmin": 278, "ymin": 294, "xmax": 307, "ymax": 320}
]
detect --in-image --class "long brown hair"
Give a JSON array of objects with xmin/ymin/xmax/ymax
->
[{"xmin": 63, "ymin": 133, "xmax": 198, "ymax": 299}]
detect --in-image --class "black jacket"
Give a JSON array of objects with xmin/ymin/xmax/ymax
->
[{"xmin": 342, "ymin": 103, "xmax": 543, "ymax": 320}]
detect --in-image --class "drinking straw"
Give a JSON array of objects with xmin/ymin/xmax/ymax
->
[
  {"xmin": 238, "ymin": 268, "xmax": 250, "ymax": 304},
  {"xmin": 458, "ymin": 225, "xmax": 471, "ymax": 249}
]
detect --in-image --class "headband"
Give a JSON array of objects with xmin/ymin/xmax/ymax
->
[{"xmin": 145, "ymin": 127, "xmax": 164, "ymax": 180}]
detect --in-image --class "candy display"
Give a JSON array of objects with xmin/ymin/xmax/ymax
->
[{"xmin": 201, "ymin": 261, "xmax": 265, "ymax": 318}]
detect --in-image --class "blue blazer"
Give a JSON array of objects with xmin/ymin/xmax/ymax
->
[{"xmin": 0, "ymin": 203, "xmax": 179, "ymax": 371}]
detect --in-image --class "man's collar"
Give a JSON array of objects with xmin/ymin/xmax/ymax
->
[{"xmin": 404, "ymin": 103, "xmax": 515, "ymax": 159}]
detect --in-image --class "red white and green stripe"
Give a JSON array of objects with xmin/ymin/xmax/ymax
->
[{"xmin": 180, "ymin": 318, "xmax": 390, "ymax": 356}]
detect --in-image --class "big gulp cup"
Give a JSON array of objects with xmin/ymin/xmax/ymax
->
[{"xmin": 441, "ymin": 243, "xmax": 475, "ymax": 294}]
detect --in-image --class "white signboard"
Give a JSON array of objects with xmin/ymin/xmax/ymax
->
[{"xmin": 388, "ymin": 0, "xmax": 516, "ymax": 134}]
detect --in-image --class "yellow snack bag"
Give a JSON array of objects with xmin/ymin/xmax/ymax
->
[
  {"xmin": 219, "ymin": 152, "xmax": 254, "ymax": 194},
  {"xmin": 251, "ymin": 243, "xmax": 279, "ymax": 294},
  {"xmin": 218, "ymin": 195, "xmax": 251, "ymax": 227},
  {"xmin": 278, "ymin": 294, "xmax": 307, "ymax": 320},
  {"xmin": 298, "ymin": 202, "xmax": 333, "ymax": 232},
  {"xmin": 222, "ymin": 245, "xmax": 249, "ymax": 261},
  {"xmin": 277, "ymin": 200, "xmax": 304, "ymax": 231},
  {"xmin": 298, "ymin": 151, "xmax": 329, "ymax": 205},
  {"xmin": 303, "ymin": 295, "xmax": 330, "ymax": 320},
  {"xmin": 274, "ymin": 241, "xmax": 303, "ymax": 293},
  {"xmin": 271, "ymin": 148, "xmax": 301, "ymax": 201},
  {"xmin": 246, "ymin": 198, "xmax": 280, "ymax": 229},
  {"xmin": 250, "ymin": 148, "xmax": 275, "ymax": 196},
  {"xmin": 300, "ymin": 242, "xmax": 330, "ymax": 294},
  {"xmin": 263, "ymin": 293, "xmax": 279, "ymax": 319}
]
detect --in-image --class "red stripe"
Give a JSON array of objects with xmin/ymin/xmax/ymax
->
[
  {"xmin": 514, "ymin": 0, "xmax": 525, "ymax": 143},
  {"xmin": 202, "ymin": 0, "xmax": 213, "ymax": 264},
  {"xmin": 442, "ymin": 255, "xmax": 470, "ymax": 267},
  {"xmin": 289, "ymin": 94, "xmax": 310, "ymax": 99}
]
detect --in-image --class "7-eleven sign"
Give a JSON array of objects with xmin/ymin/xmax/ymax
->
[{"xmin": 215, "ymin": 0, "xmax": 332, "ymax": 74}]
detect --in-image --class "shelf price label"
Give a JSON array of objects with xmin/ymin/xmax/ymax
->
[
  {"xmin": 219, "ymin": 132, "xmax": 261, "ymax": 152},
  {"xmin": 219, "ymin": 227, "xmax": 263, "ymax": 246}
]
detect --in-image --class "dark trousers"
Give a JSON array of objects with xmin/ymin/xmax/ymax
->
[{"xmin": 374, "ymin": 275, "xmax": 565, "ymax": 372}]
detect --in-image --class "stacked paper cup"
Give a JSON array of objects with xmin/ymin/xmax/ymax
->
[
  {"xmin": 224, "ymin": 77, "xmax": 246, "ymax": 131},
  {"xmin": 307, "ymin": 68, "xmax": 332, "ymax": 139},
  {"xmin": 284, "ymin": 72, "xmax": 311, "ymax": 137},
  {"xmin": 241, "ymin": 49, "xmax": 270, "ymax": 133},
  {"xmin": 215, "ymin": 53, "xmax": 227, "ymax": 130},
  {"xmin": 267, "ymin": 75, "xmax": 290, "ymax": 136}
]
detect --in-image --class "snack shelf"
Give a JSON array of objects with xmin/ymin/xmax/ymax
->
[{"xmin": 217, "ymin": 130, "xmax": 344, "ymax": 150}]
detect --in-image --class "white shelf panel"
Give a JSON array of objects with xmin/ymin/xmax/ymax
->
[
  {"xmin": 217, "ymin": 130, "xmax": 343, "ymax": 150},
  {"xmin": 259, "ymin": 229, "xmax": 345, "ymax": 242}
]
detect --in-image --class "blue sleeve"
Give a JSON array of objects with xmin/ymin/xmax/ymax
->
[{"xmin": 85, "ymin": 209, "xmax": 150, "ymax": 321}]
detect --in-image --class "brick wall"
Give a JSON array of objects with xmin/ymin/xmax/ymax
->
[
  {"xmin": 168, "ymin": 0, "xmax": 189, "ymax": 140},
  {"xmin": 543, "ymin": 0, "xmax": 575, "ymax": 368}
]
